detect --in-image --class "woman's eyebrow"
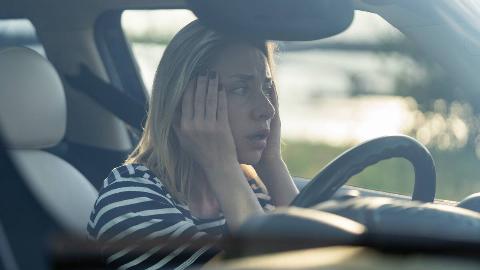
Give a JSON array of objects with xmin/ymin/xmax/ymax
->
[
  {"xmin": 229, "ymin": 74, "xmax": 273, "ymax": 84},
  {"xmin": 229, "ymin": 74, "xmax": 255, "ymax": 81}
]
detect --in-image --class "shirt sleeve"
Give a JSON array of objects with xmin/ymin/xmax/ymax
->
[{"xmin": 87, "ymin": 178, "xmax": 220, "ymax": 270}]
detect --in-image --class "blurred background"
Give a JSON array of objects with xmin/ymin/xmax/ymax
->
[{"xmin": 121, "ymin": 9, "xmax": 480, "ymax": 201}]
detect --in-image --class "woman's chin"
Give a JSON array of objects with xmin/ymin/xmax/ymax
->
[{"xmin": 237, "ymin": 150, "xmax": 264, "ymax": 165}]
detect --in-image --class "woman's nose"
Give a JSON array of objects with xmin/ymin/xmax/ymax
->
[{"xmin": 253, "ymin": 92, "xmax": 275, "ymax": 121}]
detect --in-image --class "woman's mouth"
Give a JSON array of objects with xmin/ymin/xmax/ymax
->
[{"xmin": 247, "ymin": 130, "xmax": 270, "ymax": 149}]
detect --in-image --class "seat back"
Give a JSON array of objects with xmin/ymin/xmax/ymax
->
[{"xmin": 0, "ymin": 47, "xmax": 98, "ymax": 235}]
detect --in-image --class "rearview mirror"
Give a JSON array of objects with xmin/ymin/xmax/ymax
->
[{"xmin": 187, "ymin": 0, "xmax": 354, "ymax": 41}]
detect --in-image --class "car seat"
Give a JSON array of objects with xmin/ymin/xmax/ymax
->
[{"xmin": 0, "ymin": 47, "xmax": 98, "ymax": 235}]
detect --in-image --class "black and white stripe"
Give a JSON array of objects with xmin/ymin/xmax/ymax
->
[{"xmin": 87, "ymin": 164, "xmax": 274, "ymax": 269}]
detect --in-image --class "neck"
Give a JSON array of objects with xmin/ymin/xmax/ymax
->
[{"xmin": 187, "ymin": 165, "xmax": 221, "ymax": 219}]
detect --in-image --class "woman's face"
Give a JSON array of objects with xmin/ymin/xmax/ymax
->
[{"xmin": 211, "ymin": 43, "xmax": 276, "ymax": 165}]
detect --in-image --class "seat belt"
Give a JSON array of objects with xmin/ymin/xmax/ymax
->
[{"xmin": 64, "ymin": 64, "xmax": 146, "ymax": 132}]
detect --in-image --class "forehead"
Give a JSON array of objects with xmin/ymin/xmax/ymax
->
[{"xmin": 211, "ymin": 43, "xmax": 270, "ymax": 79}]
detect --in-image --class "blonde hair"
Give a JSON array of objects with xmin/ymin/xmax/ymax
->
[{"xmin": 126, "ymin": 20, "xmax": 275, "ymax": 204}]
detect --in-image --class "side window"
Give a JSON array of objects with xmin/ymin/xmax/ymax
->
[{"xmin": 0, "ymin": 19, "xmax": 45, "ymax": 55}]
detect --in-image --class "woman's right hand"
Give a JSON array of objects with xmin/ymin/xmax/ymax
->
[{"xmin": 174, "ymin": 70, "xmax": 238, "ymax": 170}]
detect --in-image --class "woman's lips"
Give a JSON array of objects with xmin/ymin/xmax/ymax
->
[
  {"xmin": 246, "ymin": 129, "xmax": 270, "ymax": 149},
  {"xmin": 248, "ymin": 137, "xmax": 267, "ymax": 149}
]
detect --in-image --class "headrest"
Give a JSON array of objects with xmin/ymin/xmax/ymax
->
[{"xmin": 0, "ymin": 47, "xmax": 66, "ymax": 149}]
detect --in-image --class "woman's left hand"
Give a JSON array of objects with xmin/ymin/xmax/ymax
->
[{"xmin": 254, "ymin": 82, "xmax": 299, "ymax": 205}]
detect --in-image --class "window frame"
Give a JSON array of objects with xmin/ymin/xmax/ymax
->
[{"xmin": 94, "ymin": 10, "xmax": 148, "ymax": 106}]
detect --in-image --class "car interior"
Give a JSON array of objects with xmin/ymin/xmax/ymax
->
[{"xmin": 1, "ymin": 0, "xmax": 480, "ymax": 269}]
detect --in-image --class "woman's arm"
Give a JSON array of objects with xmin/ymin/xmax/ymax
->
[
  {"xmin": 255, "ymin": 158, "xmax": 299, "ymax": 206},
  {"xmin": 254, "ymin": 78, "xmax": 299, "ymax": 206},
  {"xmin": 204, "ymin": 158, "xmax": 264, "ymax": 231}
]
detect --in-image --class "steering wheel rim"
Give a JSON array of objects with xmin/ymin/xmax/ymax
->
[{"xmin": 290, "ymin": 135, "xmax": 436, "ymax": 208}]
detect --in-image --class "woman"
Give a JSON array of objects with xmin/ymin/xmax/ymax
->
[{"xmin": 87, "ymin": 20, "xmax": 299, "ymax": 269}]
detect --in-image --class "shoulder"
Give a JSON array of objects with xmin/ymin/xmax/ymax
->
[
  {"xmin": 93, "ymin": 163, "xmax": 178, "ymax": 211},
  {"xmin": 100, "ymin": 163, "xmax": 171, "ymax": 196},
  {"xmin": 103, "ymin": 163, "xmax": 161, "ymax": 187},
  {"xmin": 88, "ymin": 164, "xmax": 184, "ymax": 239}
]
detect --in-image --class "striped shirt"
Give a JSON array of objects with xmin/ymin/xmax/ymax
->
[{"xmin": 87, "ymin": 163, "xmax": 274, "ymax": 270}]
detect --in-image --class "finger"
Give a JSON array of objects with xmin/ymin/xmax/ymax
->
[
  {"xmin": 272, "ymin": 81, "xmax": 279, "ymax": 109},
  {"xmin": 205, "ymin": 71, "xmax": 219, "ymax": 120},
  {"xmin": 181, "ymin": 78, "xmax": 196, "ymax": 122},
  {"xmin": 195, "ymin": 71, "xmax": 208, "ymax": 119},
  {"xmin": 217, "ymin": 85, "xmax": 228, "ymax": 122},
  {"xmin": 270, "ymin": 82, "xmax": 279, "ymax": 119}
]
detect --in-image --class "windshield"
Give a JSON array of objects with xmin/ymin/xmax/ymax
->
[{"xmin": 122, "ymin": 0, "xmax": 480, "ymax": 201}]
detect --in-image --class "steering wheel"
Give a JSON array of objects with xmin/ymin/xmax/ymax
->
[{"xmin": 290, "ymin": 135, "xmax": 436, "ymax": 208}]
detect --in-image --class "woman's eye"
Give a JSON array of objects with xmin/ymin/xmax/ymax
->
[
  {"xmin": 230, "ymin": 86, "xmax": 249, "ymax": 96},
  {"xmin": 263, "ymin": 85, "xmax": 273, "ymax": 96},
  {"xmin": 262, "ymin": 81, "xmax": 275, "ymax": 98}
]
